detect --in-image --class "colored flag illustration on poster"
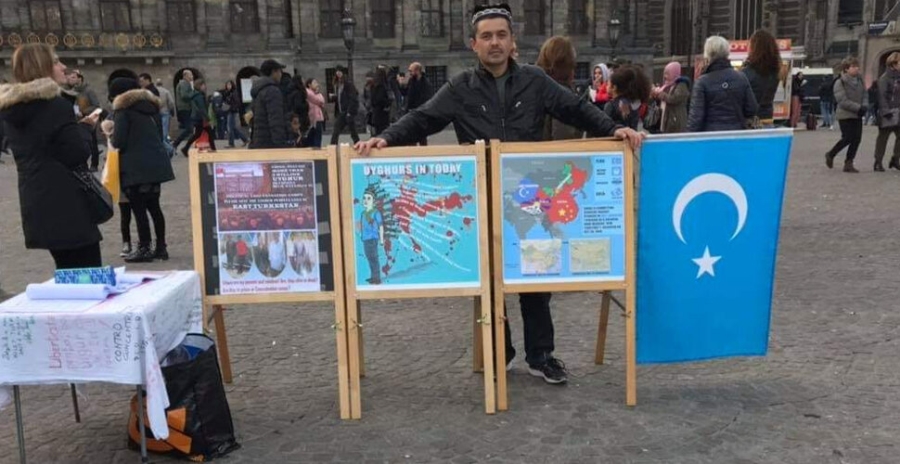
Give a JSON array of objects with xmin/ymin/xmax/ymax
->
[
  {"xmin": 637, "ymin": 131, "xmax": 792, "ymax": 363},
  {"xmin": 349, "ymin": 156, "xmax": 481, "ymax": 290},
  {"xmin": 214, "ymin": 161, "xmax": 321, "ymax": 295},
  {"xmin": 500, "ymin": 152, "xmax": 627, "ymax": 284}
]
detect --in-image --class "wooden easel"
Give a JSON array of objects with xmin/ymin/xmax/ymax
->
[
  {"xmin": 489, "ymin": 139, "xmax": 638, "ymax": 409},
  {"xmin": 339, "ymin": 142, "xmax": 496, "ymax": 419},
  {"xmin": 189, "ymin": 147, "xmax": 353, "ymax": 419}
]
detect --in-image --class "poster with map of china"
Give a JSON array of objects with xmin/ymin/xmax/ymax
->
[{"xmin": 500, "ymin": 152, "xmax": 626, "ymax": 284}]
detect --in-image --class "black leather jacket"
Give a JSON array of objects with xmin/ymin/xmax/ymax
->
[{"xmin": 380, "ymin": 60, "xmax": 621, "ymax": 146}]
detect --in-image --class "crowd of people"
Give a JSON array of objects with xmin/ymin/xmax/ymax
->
[{"xmin": 0, "ymin": 2, "xmax": 886, "ymax": 387}]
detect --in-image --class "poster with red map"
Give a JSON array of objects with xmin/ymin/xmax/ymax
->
[{"xmin": 348, "ymin": 156, "xmax": 481, "ymax": 290}]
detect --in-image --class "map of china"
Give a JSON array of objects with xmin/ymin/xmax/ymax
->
[{"xmin": 504, "ymin": 158, "xmax": 592, "ymax": 239}]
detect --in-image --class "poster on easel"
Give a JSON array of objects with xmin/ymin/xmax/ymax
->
[
  {"xmin": 348, "ymin": 156, "xmax": 482, "ymax": 291},
  {"xmin": 189, "ymin": 147, "xmax": 352, "ymax": 419},
  {"xmin": 340, "ymin": 143, "xmax": 495, "ymax": 420},
  {"xmin": 491, "ymin": 140, "xmax": 637, "ymax": 410}
]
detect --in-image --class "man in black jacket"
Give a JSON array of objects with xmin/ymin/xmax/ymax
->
[
  {"xmin": 356, "ymin": 3, "xmax": 642, "ymax": 385},
  {"xmin": 405, "ymin": 62, "xmax": 434, "ymax": 145},
  {"xmin": 329, "ymin": 68, "xmax": 360, "ymax": 145},
  {"xmin": 250, "ymin": 60, "xmax": 289, "ymax": 149}
]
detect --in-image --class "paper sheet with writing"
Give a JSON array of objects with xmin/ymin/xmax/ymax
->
[{"xmin": 0, "ymin": 271, "xmax": 202, "ymax": 439}]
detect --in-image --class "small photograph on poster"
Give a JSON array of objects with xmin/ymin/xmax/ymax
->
[
  {"xmin": 287, "ymin": 231, "xmax": 318, "ymax": 277},
  {"xmin": 520, "ymin": 239, "xmax": 562, "ymax": 275},
  {"xmin": 569, "ymin": 238, "xmax": 611, "ymax": 274},
  {"xmin": 252, "ymin": 231, "xmax": 288, "ymax": 278},
  {"xmin": 349, "ymin": 156, "xmax": 482, "ymax": 290},
  {"xmin": 219, "ymin": 233, "xmax": 255, "ymax": 279}
]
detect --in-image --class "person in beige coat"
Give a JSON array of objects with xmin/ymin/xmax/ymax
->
[{"xmin": 825, "ymin": 57, "xmax": 866, "ymax": 173}]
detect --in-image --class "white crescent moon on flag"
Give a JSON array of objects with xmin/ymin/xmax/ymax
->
[{"xmin": 672, "ymin": 173, "xmax": 748, "ymax": 244}]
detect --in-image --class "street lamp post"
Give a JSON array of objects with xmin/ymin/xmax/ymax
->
[
  {"xmin": 608, "ymin": 17, "xmax": 622, "ymax": 61},
  {"xmin": 342, "ymin": 9, "xmax": 356, "ymax": 79}
]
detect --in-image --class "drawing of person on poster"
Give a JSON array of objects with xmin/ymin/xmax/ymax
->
[{"xmin": 359, "ymin": 188, "xmax": 384, "ymax": 285}]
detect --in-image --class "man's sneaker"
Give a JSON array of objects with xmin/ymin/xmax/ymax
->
[
  {"xmin": 119, "ymin": 242, "xmax": 132, "ymax": 257},
  {"xmin": 528, "ymin": 357, "xmax": 568, "ymax": 385}
]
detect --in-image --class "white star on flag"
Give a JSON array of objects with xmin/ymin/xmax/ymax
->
[{"xmin": 692, "ymin": 246, "xmax": 721, "ymax": 279}]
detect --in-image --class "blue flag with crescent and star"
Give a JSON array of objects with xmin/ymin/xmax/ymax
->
[{"xmin": 636, "ymin": 130, "xmax": 792, "ymax": 364}]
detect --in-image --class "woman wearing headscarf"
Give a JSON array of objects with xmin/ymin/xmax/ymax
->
[
  {"xmin": 0, "ymin": 44, "xmax": 103, "ymax": 269},
  {"xmin": 585, "ymin": 63, "xmax": 611, "ymax": 110},
  {"xmin": 741, "ymin": 29, "xmax": 782, "ymax": 129},
  {"xmin": 652, "ymin": 62, "xmax": 691, "ymax": 133},
  {"xmin": 536, "ymin": 36, "xmax": 584, "ymax": 140},
  {"xmin": 687, "ymin": 35, "xmax": 759, "ymax": 132},
  {"xmin": 109, "ymin": 77, "xmax": 175, "ymax": 262}
]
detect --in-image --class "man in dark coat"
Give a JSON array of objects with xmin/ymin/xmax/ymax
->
[
  {"xmin": 329, "ymin": 68, "xmax": 361, "ymax": 145},
  {"xmin": 250, "ymin": 60, "xmax": 289, "ymax": 149},
  {"xmin": 66, "ymin": 70, "xmax": 102, "ymax": 171},
  {"xmin": 356, "ymin": 3, "xmax": 642, "ymax": 386},
  {"xmin": 405, "ymin": 62, "xmax": 434, "ymax": 145}
]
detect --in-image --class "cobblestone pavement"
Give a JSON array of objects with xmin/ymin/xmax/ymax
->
[{"xmin": 1, "ymin": 128, "xmax": 899, "ymax": 464}]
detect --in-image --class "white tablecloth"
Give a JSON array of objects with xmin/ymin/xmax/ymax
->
[{"xmin": 0, "ymin": 271, "xmax": 202, "ymax": 439}]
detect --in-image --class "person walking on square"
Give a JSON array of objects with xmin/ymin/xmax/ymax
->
[
  {"xmin": 249, "ymin": 60, "xmax": 289, "ymax": 149},
  {"xmin": 306, "ymin": 78, "xmax": 326, "ymax": 148},
  {"xmin": 173, "ymin": 69, "xmax": 196, "ymax": 151},
  {"xmin": 874, "ymin": 52, "xmax": 900, "ymax": 172},
  {"xmin": 329, "ymin": 68, "xmax": 360, "ymax": 145},
  {"xmin": 222, "ymin": 80, "xmax": 249, "ymax": 147},
  {"xmin": 154, "ymin": 78, "xmax": 177, "ymax": 141},
  {"xmin": 0, "ymin": 44, "xmax": 103, "ymax": 270},
  {"xmin": 819, "ymin": 74, "xmax": 836, "ymax": 130},
  {"xmin": 109, "ymin": 77, "xmax": 175, "ymax": 262},
  {"xmin": 182, "ymin": 79, "xmax": 216, "ymax": 155},
  {"xmin": 825, "ymin": 57, "xmax": 865, "ymax": 173},
  {"xmin": 405, "ymin": 62, "xmax": 434, "ymax": 145},
  {"xmin": 355, "ymin": 3, "xmax": 643, "ymax": 385}
]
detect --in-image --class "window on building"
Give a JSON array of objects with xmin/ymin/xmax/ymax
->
[
  {"xmin": 523, "ymin": 0, "xmax": 545, "ymax": 36},
  {"xmin": 325, "ymin": 68, "xmax": 337, "ymax": 97},
  {"xmin": 372, "ymin": 0, "xmax": 395, "ymax": 38},
  {"xmin": 734, "ymin": 0, "xmax": 763, "ymax": 40},
  {"xmin": 166, "ymin": 0, "xmax": 196, "ymax": 33},
  {"xmin": 421, "ymin": 0, "xmax": 443, "ymax": 37},
  {"xmin": 568, "ymin": 0, "xmax": 589, "ymax": 35},
  {"xmin": 230, "ymin": 0, "xmax": 259, "ymax": 33},
  {"xmin": 874, "ymin": 0, "xmax": 899, "ymax": 20},
  {"xmin": 671, "ymin": 0, "xmax": 692, "ymax": 55},
  {"xmin": 424, "ymin": 65, "xmax": 448, "ymax": 90},
  {"xmin": 29, "ymin": 0, "xmax": 63, "ymax": 31},
  {"xmin": 838, "ymin": 0, "xmax": 863, "ymax": 25},
  {"xmin": 100, "ymin": 0, "xmax": 132, "ymax": 32},
  {"xmin": 320, "ymin": 0, "xmax": 342, "ymax": 38},
  {"xmin": 284, "ymin": 0, "xmax": 295, "ymax": 38}
]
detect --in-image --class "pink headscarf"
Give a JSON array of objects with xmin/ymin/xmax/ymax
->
[{"xmin": 661, "ymin": 62, "xmax": 682, "ymax": 91}]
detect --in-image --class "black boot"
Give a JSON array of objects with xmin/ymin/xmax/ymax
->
[
  {"xmin": 825, "ymin": 152, "xmax": 836, "ymax": 169},
  {"xmin": 890, "ymin": 158, "xmax": 900, "ymax": 170},
  {"xmin": 124, "ymin": 245, "xmax": 155, "ymax": 263},
  {"xmin": 875, "ymin": 161, "xmax": 885, "ymax": 172},
  {"xmin": 153, "ymin": 243, "xmax": 169, "ymax": 261},
  {"xmin": 843, "ymin": 160, "xmax": 859, "ymax": 173}
]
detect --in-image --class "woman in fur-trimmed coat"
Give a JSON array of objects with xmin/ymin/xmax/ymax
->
[
  {"xmin": 109, "ymin": 77, "xmax": 175, "ymax": 263},
  {"xmin": 0, "ymin": 44, "xmax": 103, "ymax": 270}
]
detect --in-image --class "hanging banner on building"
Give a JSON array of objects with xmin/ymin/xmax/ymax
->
[{"xmin": 214, "ymin": 161, "xmax": 320, "ymax": 294}]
